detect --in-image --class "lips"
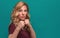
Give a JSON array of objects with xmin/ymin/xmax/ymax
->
[{"xmin": 21, "ymin": 16, "xmax": 25, "ymax": 18}]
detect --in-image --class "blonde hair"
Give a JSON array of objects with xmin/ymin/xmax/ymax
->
[{"xmin": 11, "ymin": 1, "xmax": 30, "ymax": 25}]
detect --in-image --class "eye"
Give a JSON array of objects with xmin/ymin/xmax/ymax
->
[
  {"xmin": 24, "ymin": 10, "xmax": 28, "ymax": 12},
  {"xmin": 17, "ymin": 10, "xmax": 22, "ymax": 12}
]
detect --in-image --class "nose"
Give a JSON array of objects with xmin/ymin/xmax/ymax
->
[{"xmin": 22, "ymin": 12, "xmax": 24, "ymax": 15}]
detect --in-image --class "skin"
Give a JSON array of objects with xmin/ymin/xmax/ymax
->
[
  {"xmin": 8, "ymin": 2, "xmax": 36, "ymax": 38},
  {"xmin": 17, "ymin": 5, "xmax": 28, "ymax": 21}
]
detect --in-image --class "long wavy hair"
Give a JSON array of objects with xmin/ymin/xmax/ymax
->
[{"xmin": 11, "ymin": 1, "xmax": 30, "ymax": 25}]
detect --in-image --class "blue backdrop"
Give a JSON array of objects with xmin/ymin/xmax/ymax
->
[{"xmin": 0, "ymin": 0, "xmax": 60, "ymax": 38}]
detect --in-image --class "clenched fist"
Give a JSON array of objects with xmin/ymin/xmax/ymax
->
[
  {"xmin": 18, "ymin": 21, "xmax": 25, "ymax": 29},
  {"xmin": 24, "ymin": 19, "xmax": 30, "ymax": 25}
]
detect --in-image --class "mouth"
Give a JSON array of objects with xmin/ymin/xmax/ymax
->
[
  {"xmin": 18, "ymin": 15, "xmax": 26, "ymax": 21},
  {"xmin": 21, "ymin": 16, "xmax": 25, "ymax": 18},
  {"xmin": 20, "ymin": 16, "xmax": 25, "ymax": 21}
]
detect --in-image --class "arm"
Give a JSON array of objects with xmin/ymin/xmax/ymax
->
[
  {"xmin": 29, "ymin": 24, "xmax": 36, "ymax": 38},
  {"xmin": 8, "ymin": 21, "xmax": 25, "ymax": 38},
  {"xmin": 25, "ymin": 19, "xmax": 36, "ymax": 38},
  {"xmin": 8, "ymin": 25, "xmax": 21, "ymax": 38}
]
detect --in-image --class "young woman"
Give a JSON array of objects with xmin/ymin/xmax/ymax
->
[{"xmin": 8, "ymin": 1, "xmax": 36, "ymax": 38}]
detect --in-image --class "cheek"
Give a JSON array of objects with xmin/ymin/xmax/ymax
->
[
  {"xmin": 25, "ymin": 12, "xmax": 27, "ymax": 15},
  {"xmin": 25, "ymin": 12, "xmax": 28, "ymax": 15},
  {"xmin": 18, "ymin": 12, "xmax": 22, "ymax": 16}
]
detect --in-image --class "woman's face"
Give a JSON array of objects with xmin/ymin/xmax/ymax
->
[{"xmin": 17, "ymin": 5, "xmax": 28, "ymax": 21}]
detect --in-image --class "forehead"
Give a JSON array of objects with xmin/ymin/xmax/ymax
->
[{"xmin": 20, "ymin": 5, "xmax": 27, "ymax": 9}]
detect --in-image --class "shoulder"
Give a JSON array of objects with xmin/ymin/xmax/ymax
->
[
  {"xmin": 8, "ymin": 23, "xmax": 16, "ymax": 34},
  {"xmin": 9, "ymin": 23, "xmax": 15, "ymax": 29}
]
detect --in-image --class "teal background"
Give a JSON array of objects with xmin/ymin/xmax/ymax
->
[{"xmin": 0, "ymin": 0, "xmax": 60, "ymax": 38}]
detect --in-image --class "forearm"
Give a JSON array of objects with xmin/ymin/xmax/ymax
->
[
  {"xmin": 13, "ymin": 26, "xmax": 21, "ymax": 37},
  {"xmin": 29, "ymin": 24, "xmax": 36, "ymax": 38},
  {"xmin": 8, "ymin": 26, "xmax": 21, "ymax": 38}
]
